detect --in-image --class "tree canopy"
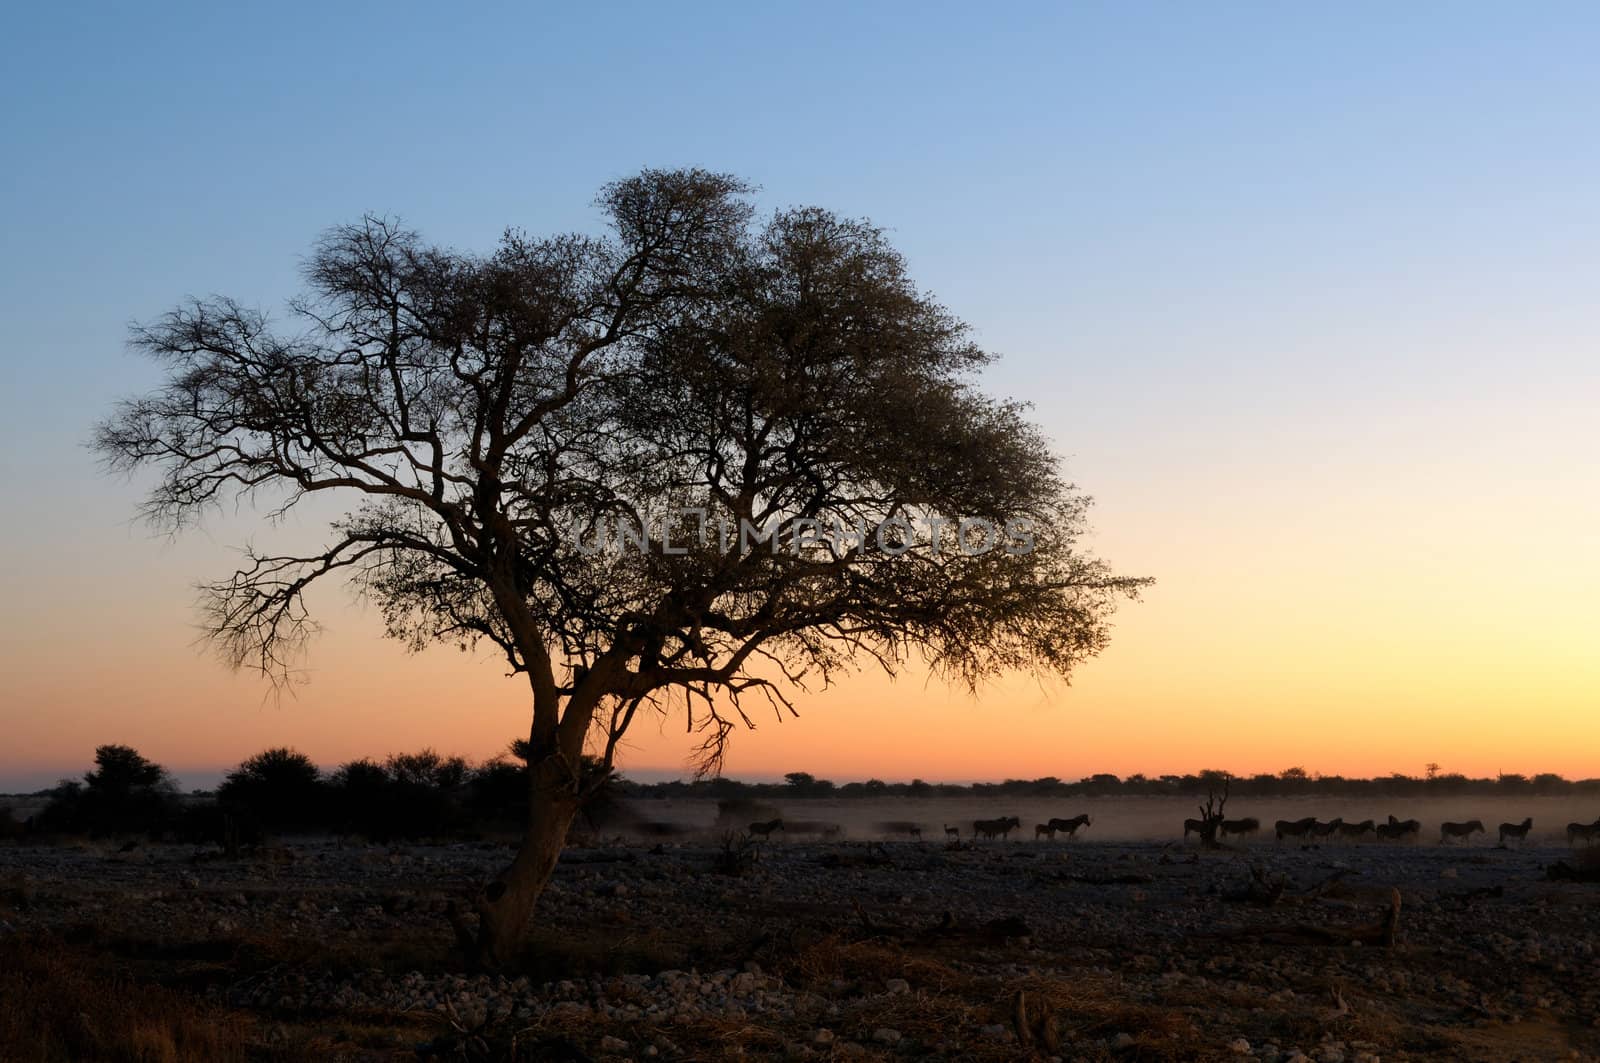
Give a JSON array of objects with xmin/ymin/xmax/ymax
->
[
  {"xmin": 96, "ymin": 168, "xmax": 1145, "ymax": 777},
  {"xmin": 97, "ymin": 169, "xmax": 1148, "ymax": 964}
]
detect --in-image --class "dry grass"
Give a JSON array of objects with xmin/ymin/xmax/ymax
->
[{"xmin": 0, "ymin": 935, "xmax": 250, "ymax": 1063}]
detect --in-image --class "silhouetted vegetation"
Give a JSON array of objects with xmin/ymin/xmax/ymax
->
[
  {"xmin": 95, "ymin": 168, "xmax": 1149, "ymax": 965},
  {"xmin": 9, "ymin": 750, "xmax": 1598, "ymax": 845},
  {"xmin": 327, "ymin": 750, "xmax": 475, "ymax": 840},
  {"xmin": 217, "ymin": 747, "xmax": 324, "ymax": 834},
  {"xmin": 31, "ymin": 745, "xmax": 180, "ymax": 837},
  {"xmin": 614, "ymin": 766, "xmax": 1600, "ymax": 801}
]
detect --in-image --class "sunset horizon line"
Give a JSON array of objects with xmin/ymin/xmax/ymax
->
[{"xmin": 5, "ymin": 756, "xmax": 1598, "ymax": 796}]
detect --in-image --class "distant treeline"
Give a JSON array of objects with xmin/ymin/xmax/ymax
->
[
  {"xmin": 622, "ymin": 768, "xmax": 1600, "ymax": 801},
  {"xmin": 3, "ymin": 750, "xmax": 1597, "ymax": 845}
]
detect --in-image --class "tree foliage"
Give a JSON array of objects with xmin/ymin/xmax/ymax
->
[
  {"xmin": 95, "ymin": 169, "xmax": 1147, "ymax": 964},
  {"xmin": 95, "ymin": 168, "xmax": 1145, "ymax": 779},
  {"xmin": 217, "ymin": 747, "xmax": 323, "ymax": 832},
  {"xmin": 36, "ymin": 745, "xmax": 178, "ymax": 836}
]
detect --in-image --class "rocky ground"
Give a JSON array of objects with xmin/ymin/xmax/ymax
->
[{"xmin": 3, "ymin": 834, "xmax": 1599, "ymax": 1061}]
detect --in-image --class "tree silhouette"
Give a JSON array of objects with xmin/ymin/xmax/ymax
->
[
  {"xmin": 387, "ymin": 749, "xmax": 469, "ymax": 789},
  {"xmin": 218, "ymin": 747, "xmax": 324, "ymax": 832},
  {"xmin": 41, "ymin": 745, "xmax": 179, "ymax": 836},
  {"xmin": 95, "ymin": 169, "xmax": 1145, "ymax": 966}
]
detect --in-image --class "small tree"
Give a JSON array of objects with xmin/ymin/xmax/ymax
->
[
  {"xmin": 85, "ymin": 744, "xmax": 170, "ymax": 793},
  {"xmin": 96, "ymin": 169, "xmax": 1145, "ymax": 966},
  {"xmin": 218, "ymin": 747, "xmax": 324, "ymax": 833},
  {"xmin": 41, "ymin": 745, "xmax": 179, "ymax": 836},
  {"xmin": 387, "ymin": 749, "xmax": 470, "ymax": 790},
  {"xmin": 330, "ymin": 758, "xmax": 392, "ymax": 837},
  {"xmin": 383, "ymin": 750, "xmax": 472, "ymax": 838},
  {"xmin": 331, "ymin": 758, "xmax": 389, "ymax": 790},
  {"xmin": 783, "ymin": 771, "xmax": 817, "ymax": 793},
  {"xmin": 1085, "ymin": 773, "xmax": 1121, "ymax": 795},
  {"xmin": 468, "ymin": 756, "xmax": 531, "ymax": 828},
  {"xmin": 1193, "ymin": 775, "xmax": 1231, "ymax": 848}
]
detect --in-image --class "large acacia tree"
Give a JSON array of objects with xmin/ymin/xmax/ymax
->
[{"xmin": 97, "ymin": 169, "xmax": 1146, "ymax": 966}]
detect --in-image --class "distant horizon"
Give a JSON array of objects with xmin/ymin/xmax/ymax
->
[{"xmin": 5, "ymin": 758, "xmax": 1597, "ymax": 798}]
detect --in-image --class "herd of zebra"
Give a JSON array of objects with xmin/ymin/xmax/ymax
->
[
  {"xmin": 1193, "ymin": 814, "xmax": 1600, "ymax": 846},
  {"xmin": 743, "ymin": 814, "xmax": 1600, "ymax": 845}
]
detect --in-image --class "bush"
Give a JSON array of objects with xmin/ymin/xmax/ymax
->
[
  {"xmin": 217, "ymin": 747, "xmax": 324, "ymax": 834},
  {"xmin": 375, "ymin": 750, "xmax": 470, "ymax": 840},
  {"xmin": 387, "ymin": 749, "xmax": 469, "ymax": 789},
  {"xmin": 467, "ymin": 758, "xmax": 528, "ymax": 828},
  {"xmin": 323, "ymin": 750, "xmax": 476, "ymax": 840},
  {"xmin": 32, "ymin": 746, "xmax": 179, "ymax": 838},
  {"xmin": 329, "ymin": 757, "xmax": 392, "ymax": 837}
]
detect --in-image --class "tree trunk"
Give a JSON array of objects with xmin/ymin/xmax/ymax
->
[{"xmin": 453, "ymin": 754, "xmax": 582, "ymax": 970}]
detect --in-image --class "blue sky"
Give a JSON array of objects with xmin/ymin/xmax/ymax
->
[
  {"xmin": 3, "ymin": 5, "xmax": 1599, "ymax": 790},
  {"xmin": 6, "ymin": 4, "xmax": 1599, "ymax": 464}
]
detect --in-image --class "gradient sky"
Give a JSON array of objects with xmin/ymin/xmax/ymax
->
[{"xmin": 3, "ymin": 4, "xmax": 1598, "ymax": 790}]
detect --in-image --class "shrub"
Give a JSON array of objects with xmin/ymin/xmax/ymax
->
[
  {"xmin": 386, "ymin": 749, "xmax": 469, "ymax": 789},
  {"xmin": 328, "ymin": 757, "xmax": 391, "ymax": 837},
  {"xmin": 467, "ymin": 758, "xmax": 528, "ymax": 828},
  {"xmin": 321, "ymin": 751, "xmax": 476, "ymax": 840},
  {"xmin": 217, "ymin": 747, "xmax": 324, "ymax": 834},
  {"xmin": 377, "ymin": 749, "xmax": 471, "ymax": 839},
  {"xmin": 32, "ymin": 746, "xmax": 179, "ymax": 837}
]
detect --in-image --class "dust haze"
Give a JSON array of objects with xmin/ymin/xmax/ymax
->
[{"xmin": 615, "ymin": 794, "xmax": 1600, "ymax": 844}]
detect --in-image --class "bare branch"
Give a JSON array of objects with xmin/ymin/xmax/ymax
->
[{"xmin": 97, "ymin": 168, "xmax": 1146, "ymax": 767}]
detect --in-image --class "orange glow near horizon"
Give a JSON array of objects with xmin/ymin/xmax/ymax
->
[
  {"xmin": 6, "ymin": 451, "xmax": 1599, "ymax": 788},
  {"xmin": 8, "ymin": 5, "xmax": 1600, "ymax": 796},
  {"xmin": 7, "ymin": 610, "xmax": 1599, "ymax": 787}
]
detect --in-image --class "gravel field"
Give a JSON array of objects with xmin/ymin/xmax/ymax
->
[{"xmin": 4, "ymin": 821, "xmax": 1600, "ymax": 1061}]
